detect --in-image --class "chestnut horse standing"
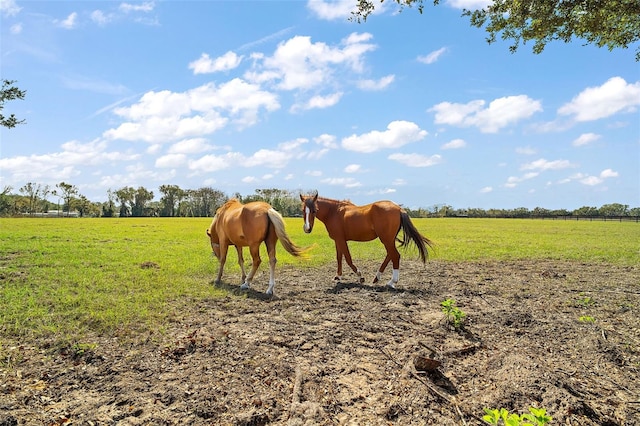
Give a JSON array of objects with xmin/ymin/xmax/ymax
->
[
  {"xmin": 207, "ymin": 199, "xmax": 306, "ymax": 295},
  {"xmin": 300, "ymin": 193, "xmax": 433, "ymax": 288}
]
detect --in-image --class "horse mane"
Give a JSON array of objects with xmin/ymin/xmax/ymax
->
[
  {"xmin": 318, "ymin": 196, "xmax": 355, "ymax": 207},
  {"xmin": 216, "ymin": 198, "xmax": 240, "ymax": 215}
]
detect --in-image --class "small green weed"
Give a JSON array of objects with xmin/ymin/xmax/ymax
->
[
  {"xmin": 576, "ymin": 294, "xmax": 595, "ymax": 307},
  {"xmin": 71, "ymin": 342, "xmax": 97, "ymax": 356},
  {"xmin": 440, "ymin": 298, "xmax": 466, "ymax": 330},
  {"xmin": 579, "ymin": 315, "xmax": 596, "ymax": 323},
  {"xmin": 483, "ymin": 407, "xmax": 552, "ymax": 425}
]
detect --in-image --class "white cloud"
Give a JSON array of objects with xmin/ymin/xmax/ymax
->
[
  {"xmin": 429, "ymin": 95, "xmax": 542, "ymax": 133},
  {"xmin": 516, "ymin": 146, "xmax": 536, "ymax": 155},
  {"xmin": 147, "ymin": 144, "xmax": 162, "ymax": 155},
  {"xmin": 441, "ymin": 139, "xmax": 466, "ymax": 149},
  {"xmin": 520, "ymin": 158, "xmax": 575, "ymax": 171},
  {"xmin": 342, "ymin": 120, "xmax": 427, "ymax": 153},
  {"xmin": 58, "ymin": 12, "xmax": 78, "ymax": 29},
  {"xmin": 572, "ymin": 133, "xmax": 601, "ymax": 147},
  {"xmin": 388, "ymin": 153, "xmax": 442, "ymax": 167},
  {"xmin": 378, "ymin": 188, "xmax": 397, "ymax": 194},
  {"xmin": 480, "ymin": 186, "xmax": 493, "ymax": 193},
  {"xmin": 189, "ymin": 152, "xmax": 244, "ymax": 173},
  {"xmin": 504, "ymin": 172, "xmax": 539, "ymax": 188},
  {"xmin": 90, "ymin": 10, "xmax": 111, "ymax": 26},
  {"xmin": 314, "ymin": 134, "xmax": 338, "ymax": 149},
  {"xmin": 579, "ymin": 175, "xmax": 603, "ymax": 186},
  {"xmin": 248, "ymin": 33, "xmax": 376, "ymax": 91},
  {"xmin": 306, "ymin": 0, "xmax": 360, "ymax": 20},
  {"xmin": 344, "ymin": 164, "xmax": 361, "ymax": 173},
  {"xmin": 599, "ymin": 168, "xmax": 619, "ymax": 178},
  {"xmin": 186, "ymin": 146, "xmax": 296, "ymax": 174},
  {"xmin": 189, "ymin": 52, "xmax": 242, "ymax": 74},
  {"xmin": 417, "ymin": 47, "xmax": 447, "ymax": 64},
  {"xmin": 356, "ymin": 75, "xmax": 395, "ymax": 91},
  {"xmin": 447, "ymin": 0, "xmax": 492, "ymax": 9},
  {"xmin": 184, "ymin": 142, "xmax": 299, "ymax": 174},
  {"xmin": 245, "ymin": 148, "xmax": 293, "ymax": 168},
  {"xmin": 10, "ymin": 23, "xmax": 21, "ymax": 34},
  {"xmin": 0, "ymin": 139, "xmax": 139, "ymax": 185},
  {"xmin": 104, "ymin": 79, "xmax": 279, "ymax": 142},
  {"xmin": 558, "ymin": 77, "xmax": 640, "ymax": 122},
  {"xmin": 167, "ymin": 138, "xmax": 215, "ymax": 154},
  {"xmin": 119, "ymin": 2, "xmax": 155, "ymax": 13},
  {"xmin": 321, "ymin": 177, "xmax": 362, "ymax": 188},
  {"xmin": 295, "ymin": 92, "xmax": 343, "ymax": 111},
  {"xmin": 558, "ymin": 169, "xmax": 618, "ymax": 186},
  {"xmin": 155, "ymin": 154, "xmax": 187, "ymax": 168},
  {"xmin": 1, "ymin": 0, "xmax": 21, "ymax": 17},
  {"xmin": 278, "ymin": 137, "xmax": 308, "ymax": 151}
]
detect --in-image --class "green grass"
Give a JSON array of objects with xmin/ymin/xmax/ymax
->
[
  {"xmin": 423, "ymin": 218, "xmax": 640, "ymax": 264},
  {"xmin": 0, "ymin": 217, "xmax": 638, "ymax": 343}
]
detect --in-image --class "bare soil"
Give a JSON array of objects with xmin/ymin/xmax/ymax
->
[{"xmin": 2, "ymin": 260, "xmax": 639, "ymax": 425}]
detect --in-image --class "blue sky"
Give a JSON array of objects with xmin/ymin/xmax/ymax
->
[{"xmin": 1, "ymin": 0, "xmax": 639, "ymax": 210}]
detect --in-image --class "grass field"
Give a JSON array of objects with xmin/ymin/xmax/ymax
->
[{"xmin": 1, "ymin": 217, "xmax": 638, "ymax": 343}]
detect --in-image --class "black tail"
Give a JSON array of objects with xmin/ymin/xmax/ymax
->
[{"xmin": 398, "ymin": 211, "xmax": 434, "ymax": 264}]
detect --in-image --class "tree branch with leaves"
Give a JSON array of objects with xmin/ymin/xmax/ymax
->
[
  {"xmin": 1, "ymin": 79, "xmax": 26, "ymax": 128},
  {"xmin": 352, "ymin": 0, "xmax": 640, "ymax": 60}
]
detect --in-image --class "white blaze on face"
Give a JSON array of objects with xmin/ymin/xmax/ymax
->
[{"xmin": 304, "ymin": 206, "xmax": 312, "ymax": 233}]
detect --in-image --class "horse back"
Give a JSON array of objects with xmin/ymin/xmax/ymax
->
[
  {"xmin": 336, "ymin": 201, "xmax": 401, "ymax": 241},
  {"xmin": 217, "ymin": 201, "xmax": 270, "ymax": 247}
]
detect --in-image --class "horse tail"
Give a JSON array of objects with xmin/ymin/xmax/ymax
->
[
  {"xmin": 267, "ymin": 208, "xmax": 307, "ymax": 257},
  {"xmin": 398, "ymin": 211, "xmax": 434, "ymax": 264}
]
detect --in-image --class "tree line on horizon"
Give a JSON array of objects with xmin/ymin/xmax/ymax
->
[{"xmin": 1, "ymin": 182, "xmax": 638, "ymax": 219}]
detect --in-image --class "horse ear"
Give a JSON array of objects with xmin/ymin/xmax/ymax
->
[
  {"xmin": 299, "ymin": 194, "xmax": 305, "ymax": 202},
  {"xmin": 313, "ymin": 191, "xmax": 318, "ymax": 201},
  {"xmin": 206, "ymin": 228, "xmax": 210, "ymax": 236}
]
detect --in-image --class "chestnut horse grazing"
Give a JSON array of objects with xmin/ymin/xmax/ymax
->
[
  {"xmin": 207, "ymin": 199, "xmax": 306, "ymax": 295},
  {"xmin": 300, "ymin": 193, "xmax": 433, "ymax": 289}
]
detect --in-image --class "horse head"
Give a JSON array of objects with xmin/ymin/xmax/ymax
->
[{"xmin": 300, "ymin": 191, "xmax": 318, "ymax": 233}]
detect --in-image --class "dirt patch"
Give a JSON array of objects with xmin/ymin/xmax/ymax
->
[{"xmin": 1, "ymin": 260, "xmax": 639, "ymax": 425}]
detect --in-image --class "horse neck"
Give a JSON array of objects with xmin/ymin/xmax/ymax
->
[{"xmin": 316, "ymin": 197, "xmax": 341, "ymax": 222}]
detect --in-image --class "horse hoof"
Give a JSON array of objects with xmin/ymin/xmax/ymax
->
[
  {"xmin": 372, "ymin": 277, "xmax": 379, "ymax": 284},
  {"xmin": 240, "ymin": 283, "xmax": 250, "ymax": 290},
  {"xmin": 359, "ymin": 277, "xmax": 365, "ymax": 284}
]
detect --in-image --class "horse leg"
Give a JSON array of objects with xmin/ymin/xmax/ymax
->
[
  {"xmin": 241, "ymin": 244, "xmax": 262, "ymax": 290},
  {"xmin": 334, "ymin": 241, "xmax": 343, "ymax": 282},
  {"xmin": 338, "ymin": 240, "xmax": 363, "ymax": 283},
  {"xmin": 235, "ymin": 246, "xmax": 247, "ymax": 284},
  {"xmin": 383, "ymin": 244, "xmax": 401, "ymax": 289},
  {"xmin": 373, "ymin": 255, "xmax": 391, "ymax": 283},
  {"xmin": 215, "ymin": 243, "xmax": 229, "ymax": 285},
  {"xmin": 265, "ymin": 241, "xmax": 277, "ymax": 296}
]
